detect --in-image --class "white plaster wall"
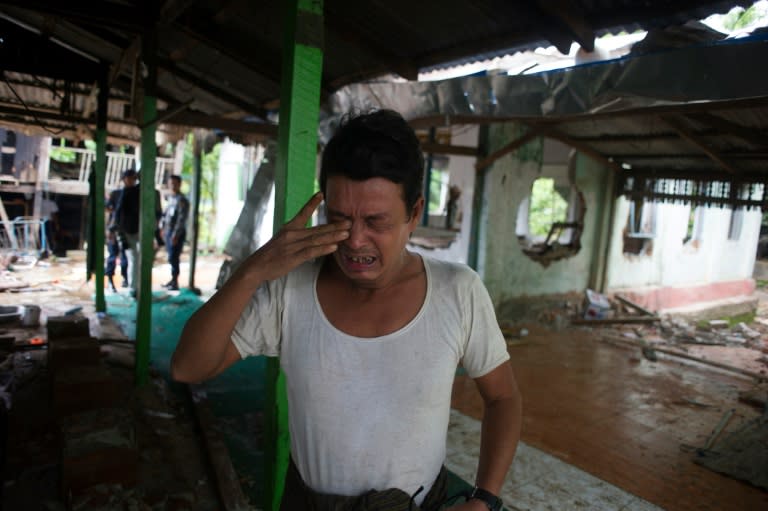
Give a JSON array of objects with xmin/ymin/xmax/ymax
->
[
  {"xmin": 410, "ymin": 125, "xmax": 478, "ymax": 264},
  {"xmin": 605, "ymin": 197, "xmax": 760, "ymax": 290},
  {"xmin": 215, "ymin": 140, "xmax": 246, "ymax": 249},
  {"xmin": 478, "ymin": 128, "xmax": 609, "ymax": 305}
]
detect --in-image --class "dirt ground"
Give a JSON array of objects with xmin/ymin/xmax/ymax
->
[{"xmin": 1, "ymin": 249, "xmax": 226, "ymax": 511}]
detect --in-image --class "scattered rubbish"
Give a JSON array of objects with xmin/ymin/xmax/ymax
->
[
  {"xmin": 574, "ymin": 291, "xmax": 661, "ymax": 325},
  {"xmin": 708, "ymin": 320, "xmax": 730, "ymax": 330},
  {"xmin": 584, "ymin": 289, "xmax": 611, "ymax": 320},
  {"xmin": 145, "ymin": 409, "xmax": 176, "ymax": 419},
  {"xmin": 0, "ymin": 305, "xmax": 21, "ymax": 323},
  {"xmin": 680, "ymin": 397, "xmax": 714, "ymax": 408},
  {"xmin": 21, "ymin": 304, "xmax": 41, "ymax": 327},
  {"xmin": 703, "ymin": 408, "xmax": 736, "ymax": 452},
  {"xmin": 615, "ymin": 294, "xmax": 656, "ymax": 317},
  {"xmin": 695, "ymin": 416, "xmax": 768, "ymax": 491},
  {"xmin": 738, "ymin": 384, "xmax": 768, "ymax": 409},
  {"xmin": 641, "ymin": 345, "xmax": 658, "ymax": 362}
]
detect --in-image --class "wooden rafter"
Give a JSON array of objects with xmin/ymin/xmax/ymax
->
[
  {"xmin": 536, "ymin": 0, "xmax": 594, "ymax": 52},
  {"xmin": 685, "ymin": 112, "xmax": 768, "ymax": 149},
  {"xmin": 532, "ymin": 125, "xmax": 623, "ymax": 172},
  {"xmin": 475, "ymin": 131, "xmax": 539, "ymax": 172},
  {"xmin": 156, "ymin": 57, "xmax": 269, "ymax": 119},
  {"xmin": 325, "ymin": 19, "xmax": 419, "ymax": 80},
  {"xmin": 660, "ymin": 114, "xmax": 739, "ymax": 175},
  {"xmin": 420, "ymin": 142, "xmax": 478, "ymax": 157}
]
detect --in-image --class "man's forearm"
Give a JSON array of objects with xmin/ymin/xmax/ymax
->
[
  {"xmin": 475, "ymin": 394, "xmax": 522, "ymax": 494},
  {"xmin": 171, "ymin": 264, "xmax": 264, "ymax": 382}
]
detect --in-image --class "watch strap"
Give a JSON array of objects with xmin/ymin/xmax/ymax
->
[{"xmin": 468, "ymin": 486, "xmax": 503, "ymax": 511}]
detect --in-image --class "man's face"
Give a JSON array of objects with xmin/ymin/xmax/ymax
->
[
  {"xmin": 123, "ymin": 175, "xmax": 138, "ymax": 187},
  {"xmin": 324, "ymin": 175, "xmax": 422, "ymax": 289},
  {"xmin": 169, "ymin": 178, "xmax": 181, "ymax": 193}
]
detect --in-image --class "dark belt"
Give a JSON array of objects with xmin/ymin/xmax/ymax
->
[{"xmin": 280, "ymin": 458, "xmax": 448, "ymax": 511}]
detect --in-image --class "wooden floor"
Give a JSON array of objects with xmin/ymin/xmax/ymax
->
[{"xmin": 451, "ymin": 324, "xmax": 768, "ymax": 511}]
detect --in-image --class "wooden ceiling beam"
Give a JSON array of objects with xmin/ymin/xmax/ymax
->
[
  {"xmin": 660, "ymin": 114, "xmax": 739, "ymax": 175},
  {"xmin": 475, "ymin": 131, "xmax": 539, "ymax": 172},
  {"xmin": 325, "ymin": 19, "xmax": 419, "ymax": 80},
  {"xmin": 171, "ymin": 22, "xmax": 282, "ymax": 87},
  {"xmin": 0, "ymin": 0, "xmax": 145, "ymax": 31},
  {"xmin": 159, "ymin": 0, "xmax": 200, "ymax": 22},
  {"xmin": 685, "ymin": 112, "xmax": 768, "ymax": 149},
  {"xmin": 155, "ymin": 57, "xmax": 269, "ymax": 119},
  {"xmin": 531, "ymin": 125, "xmax": 623, "ymax": 172},
  {"xmin": 536, "ymin": 0, "xmax": 595, "ymax": 52},
  {"xmin": 420, "ymin": 142, "xmax": 478, "ymax": 157}
]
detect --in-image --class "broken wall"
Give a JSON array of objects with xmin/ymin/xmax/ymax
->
[{"xmin": 479, "ymin": 122, "xmax": 611, "ymax": 321}]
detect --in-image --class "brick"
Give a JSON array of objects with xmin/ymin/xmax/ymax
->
[
  {"xmin": 47, "ymin": 315, "xmax": 90, "ymax": 341},
  {"xmin": 60, "ymin": 408, "xmax": 137, "ymax": 497},
  {"xmin": 47, "ymin": 337, "xmax": 101, "ymax": 372},
  {"xmin": 52, "ymin": 364, "xmax": 119, "ymax": 416}
]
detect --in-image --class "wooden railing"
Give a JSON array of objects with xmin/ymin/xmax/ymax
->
[{"xmin": 53, "ymin": 147, "xmax": 174, "ymax": 190}]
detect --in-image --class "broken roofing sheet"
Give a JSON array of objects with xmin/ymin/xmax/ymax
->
[{"xmin": 322, "ymin": 35, "xmax": 768, "ymax": 131}]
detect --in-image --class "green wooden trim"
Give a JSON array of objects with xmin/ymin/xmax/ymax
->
[
  {"xmin": 135, "ymin": 29, "xmax": 157, "ymax": 387},
  {"xmin": 468, "ymin": 125, "xmax": 490, "ymax": 270},
  {"xmin": 94, "ymin": 71, "xmax": 108, "ymax": 313},
  {"xmin": 265, "ymin": 0, "xmax": 324, "ymax": 509}
]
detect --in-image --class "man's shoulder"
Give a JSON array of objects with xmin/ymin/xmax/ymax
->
[{"xmin": 423, "ymin": 255, "xmax": 477, "ymax": 282}]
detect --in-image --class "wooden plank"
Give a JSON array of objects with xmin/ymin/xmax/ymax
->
[
  {"xmin": 615, "ymin": 294, "xmax": 656, "ymax": 317},
  {"xmin": 0, "ymin": 195, "xmax": 19, "ymax": 249},
  {"xmin": 189, "ymin": 385, "xmax": 251, "ymax": 511},
  {"xmin": 660, "ymin": 114, "xmax": 739, "ymax": 175}
]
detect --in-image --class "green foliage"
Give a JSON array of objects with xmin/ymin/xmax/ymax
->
[
  {"xmin": 50, "ymin": 139, "xmax": 77, "ymax": 163},
  {"xmin": 528, "ymin": 178, "xmax": 567, "ymax": 237},
  {"xmin": 722, "ymin": 4, "xmax": 762, "ymax": 30}
]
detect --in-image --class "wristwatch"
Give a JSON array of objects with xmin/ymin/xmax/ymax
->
[{"xmin": 468, "ymin": 486, "xmax": 503, "ymax": 511}]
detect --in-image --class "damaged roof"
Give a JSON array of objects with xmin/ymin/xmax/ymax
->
[{"xmin": 0, "ymin": 0, "xmax": 755, "ymax": 145}]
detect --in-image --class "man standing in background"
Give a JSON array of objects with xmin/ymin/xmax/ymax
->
[
  {"xmin": 161, "ymin": 175, "xmax": 189, "ymax": 291},
  {"xmin": 105, "ymin": 179, "xmax": 129, "ymax": 292}
]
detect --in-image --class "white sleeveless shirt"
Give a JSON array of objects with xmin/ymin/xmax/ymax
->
[{"xmin": 231, "ymin": 255, "xmax": 509, "ymax": 502}]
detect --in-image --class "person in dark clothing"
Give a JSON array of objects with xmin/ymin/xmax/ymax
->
[
  {"xmin": 112, "ymin": 168, "xmax": 161, "ymax": 295},
  {"xmin": 161, "ymin": 175, "xmax": 189, "ymax": 290},
  {"xmin": 105, "ymin": 184, "xmax": 128, "ymax": 292}
]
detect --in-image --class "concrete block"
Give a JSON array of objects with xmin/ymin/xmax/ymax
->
[
  {"xmin": 47, "ymin": 316, "xmax": 90, "ymax": 341},
  {"xmin": 52, "ymin": 364, "xmax": 119, "ymax": 416},
  {"xmin": 60, "ymin": 408, "xmax": 137, "ymax": 497},
  {"xmin": 47, "ymin": 337, "xmax": 101, "ymax": 372}
]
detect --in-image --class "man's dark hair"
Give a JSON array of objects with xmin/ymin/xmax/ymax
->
[
  {"xmin": 320, "ymin": 109, "xmax": 424, "ymax": 215},
  {"xmin": 169, "ymin": 175, "xmax": 182, "ymax": 184}
]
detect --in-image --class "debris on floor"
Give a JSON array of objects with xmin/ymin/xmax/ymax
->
[{"xmin": 694, "ymin": 415, "xmax": 768, "ymax": 491}]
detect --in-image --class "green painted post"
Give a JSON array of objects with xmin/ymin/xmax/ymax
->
[
  {"xmin": 265, "ymin": 0, "xmax": 324, "ymax": 508},
  {"xmin": 135, "ymin": 28, "xmax": 158, "ymax": 387},
  {"xmin": 468, "ymin": 125, "xmax": 490, "ymax": 270},
  {"xmin": 94, "ymin": 70, "xmax": 108, "ymax": 312}
]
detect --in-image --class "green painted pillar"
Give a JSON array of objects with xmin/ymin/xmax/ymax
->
[
  {"xmin": 187, "ymin": 135, "xmax": 203, "ymax": 292},
  {"xmin": 468, "ymin": 125, "xmax": 490, "ymax": 271},
  {"xmin": 135, "ymin": 27, "xmax": 158, "ymax": 387},
  {"xmin": 94, "ymin": 69, "xmax": 108, "ymax": 313},
  {"xmin": 265, "ymin": 0, "xmax": 324, "ymax": 508}
]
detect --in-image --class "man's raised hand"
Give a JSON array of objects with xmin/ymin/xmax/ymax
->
[{"xmin": 242, "ymin": 192, "xmax": 349, "ymax": 282}]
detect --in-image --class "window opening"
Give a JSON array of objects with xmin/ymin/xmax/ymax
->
[
  {"xmin": 518, "ymin": 176, "xmax": 585, "ymax": 266},
  {"xmin": 623, "ymin": 199, "xmax": 656, "ymax": 255},
  {"xmin": 728, "ymin": 208, "xmax": 743, "ymax": 241}
]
